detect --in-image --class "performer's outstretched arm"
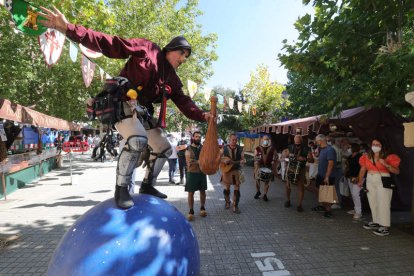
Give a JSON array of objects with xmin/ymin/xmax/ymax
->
[{"xmin": 39, "ymin": 6, "xmax": 152, "ymax": 59}]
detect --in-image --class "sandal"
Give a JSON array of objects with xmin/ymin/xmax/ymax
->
[{"xmin": 232, "ymin": 206, "xmax": 241, "ymax": 214}]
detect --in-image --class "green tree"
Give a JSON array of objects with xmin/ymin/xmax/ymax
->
[
  {"xmin": 0, "ymin": 0, "xmax": 217, "ymax": 124},
  {"xmin": 279, "ymin": 0, "xmax": 414, "ymax": 118},
  {"xmin": 241, "ymin": 64, "xmax": 288, "ymax": 126}
]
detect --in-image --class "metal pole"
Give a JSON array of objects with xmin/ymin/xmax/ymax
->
[
  {"xmin": 69, "ymin": 150, "xmax": 72, "ymax": 185},
  {"xmin": 1, "ymin": 172, "xmax": 6, "ymax": 200}
]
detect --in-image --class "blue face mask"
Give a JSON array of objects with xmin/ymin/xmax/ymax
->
[{"xmin": 262, "ymin": 140, "xmax": 269, "ymax": 146}]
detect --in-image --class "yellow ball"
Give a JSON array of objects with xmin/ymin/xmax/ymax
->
[{"xmin": 127, "ymin": 89, "xmax": 138, "ymax": 100}]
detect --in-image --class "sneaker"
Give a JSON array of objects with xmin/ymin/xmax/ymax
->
[
  {"xmin": 323, "ymin": 211, "xmax": 332, "ymax": 218},
  {"xmin": 200, "ymin": 210, "xmax": 207, "ymax": 217},
  {"xmin": 284, "ymin": 201, "xmax": 291, "ymax": 208},
  {"xmin": 254, "ymin": 192, "xmax": 261, "ymax": 199},
  {"xmin": 347, "ymin": 210, "xmax": 356, "ymax": 215},
  {"xmin": 263, "ymin": 194, "xmax": 268, "ymax": 202},
  {"xmin": 312, "ymin": 205, "xmax": 325, "ymax": 212},
  {"xmin": 363, "ymin": 222, "xmax": 380, "ymax": 230},
  {"xmin": 373, "ymin": 227, "xmax": 390, "ymax": 236},
  {"xmin": 353, "ymin": 213, "xmax": 362, "ymax": 220},
  {"xmin": 331, "ymin": 204, "xmax": 341, "ymax": 209},
  {"xmin": 187, "ymin": 213, "xmax": 194, "ymax": 221},
  {"xmin": 297, "ymin": 206, "xmax": 304, "ymax": 212}
]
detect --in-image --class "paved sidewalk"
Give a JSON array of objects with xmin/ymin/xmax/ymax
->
[{"xmin": 1, "ymin": 152, "xmax": 414, "ymax": 275}]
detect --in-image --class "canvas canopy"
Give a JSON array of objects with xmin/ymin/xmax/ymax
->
[
  {"xmin": 251, "ymin": 107, "xmax": 414, "ymax": 210},
  {"xmin": 0, "ymin": 98, "xmax": 81, "ymax": 131}
]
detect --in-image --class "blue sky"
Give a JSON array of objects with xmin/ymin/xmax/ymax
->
[{"xmin": 196, "ymin": 0, "xmax": 314, "ymax": 91}]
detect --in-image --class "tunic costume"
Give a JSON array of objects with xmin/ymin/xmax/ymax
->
[
  {"xmin": 255, "ymin": 145, "xmax": 276, "ymax": 181},
  {"xmin": 221, "ymin": 145, "xmax": 243, "ymax": 186},
  {"xmin": 185, "ymin": 145, "xmax": 207, "ymax": 193},
  {"xmin": 286, "ymin": 144, "xmax": 309, "ymax": 185}
]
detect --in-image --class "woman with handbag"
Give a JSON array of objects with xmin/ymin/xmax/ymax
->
[{"xmin": 357, "ymin": 138, "xmax": 400, "ymax": 236}]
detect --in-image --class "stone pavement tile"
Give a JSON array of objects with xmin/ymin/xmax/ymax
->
[{"xmin": 1, "ymin": 153, "xmax": 414, "ymax": 275}]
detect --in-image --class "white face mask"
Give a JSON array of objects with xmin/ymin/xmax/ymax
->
[
  {"xmin": 347, "ymin": 148, "xmax": 352, "ymax": 154},
  {"xmin": 262, "ymin": 140, "xmax": 269, "ymax": 146},
  {"xmin": 327, "ymin": 141, "xmax": 332, "ymax": 146},
  {"xmin": 371, "ymin": 146, "xmax": 381, "ymax": 153}
]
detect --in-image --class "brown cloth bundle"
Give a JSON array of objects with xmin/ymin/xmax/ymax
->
[{"xmin": 199, "ymin": 96, "xmax": 220, "ymax": 175}]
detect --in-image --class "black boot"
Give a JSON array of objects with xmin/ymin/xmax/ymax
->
[
  {"xmin": 139, "ymin": 180, "xmax": 167, "ymax": 199},
  {"xmin": 116, "ymin": 186, "xmax": 134, "ymax": 209},
  {"xmin": 114, "ymin": 185, "xmax": 120, "ymax": 202},
  {"xmin": 223, "ymin": 189, "xmax": 231, "ymax": 209},
  {"xmin": 233, "ymin": 190, "xmax": 241, "ymax": 214}
]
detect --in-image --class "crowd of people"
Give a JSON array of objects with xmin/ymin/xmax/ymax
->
[
  {"xmin": 38, "ymin": 5, "xmax": 402, "ymax": 237},
  {"xmin": 248, "ymin": 133, "xmax": 400, "ymax": 237},
  {"xmin": 75, "ymin": 129, "xmax": 402, "ymax": 237}
]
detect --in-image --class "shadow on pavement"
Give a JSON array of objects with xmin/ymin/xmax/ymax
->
[{"xmin": 14, "ymin": 200, "xmax": 101, "ymax": 209}]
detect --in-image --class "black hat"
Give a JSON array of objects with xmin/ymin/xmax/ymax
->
[{"xmin": 163, "ymin": 36, "xmax": 191, "ymax": 57}]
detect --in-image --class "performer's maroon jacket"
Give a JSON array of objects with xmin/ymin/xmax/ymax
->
[{"xmin": 66, "ymin": 23, "xmax": 205, "ymax": 122}]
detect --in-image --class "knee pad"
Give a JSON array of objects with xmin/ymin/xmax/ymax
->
[{"xmin": 126, "ymin": 135, "xmax": 147, "ymax": 152}]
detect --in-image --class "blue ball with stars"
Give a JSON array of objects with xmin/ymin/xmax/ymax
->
[{"xmin": 47, "ymin": 194, "xmax": 200, "ymax": 276}]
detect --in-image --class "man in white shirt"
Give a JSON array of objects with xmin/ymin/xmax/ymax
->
[{"xmin": 167, "ymin": 134, "xmax": 178, "ymax": 184}]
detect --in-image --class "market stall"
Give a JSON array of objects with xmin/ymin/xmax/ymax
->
[{"xmin": 0, "ymin": 98, "xmax": 81, "ymax": 199}]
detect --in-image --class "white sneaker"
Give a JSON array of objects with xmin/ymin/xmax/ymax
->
[
  {"xmin": 347, "ymin": 210, "xmax": 355, "ymax": 215},
  {"xmin": 353, "ymin": 213, "xmax": 362, "ymax": 220},
  {"xmin": 331, "ymin": 204, "xmax": 341, "ymax": 209}
]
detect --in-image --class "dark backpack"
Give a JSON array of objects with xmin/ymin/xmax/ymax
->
[{"xmin": 87, "ymin": 77, "xmax": 129, "ymax": 125}]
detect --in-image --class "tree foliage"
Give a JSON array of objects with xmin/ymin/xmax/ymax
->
[
  {"xmin": 0, "ymin": 0, "xmax": 217, "ymax": 125},
  {"xmin": 279, "ymin": 0, "xmax": 414, "ymax": 118},
  {"xmin": 241, "ymin": 64, "xmax": 288, "ymax": 126}
]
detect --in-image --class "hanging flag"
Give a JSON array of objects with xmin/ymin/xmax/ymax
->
[
  {"xmin": 244, "ymin": 104, "xmax": 249, "ymax": 113},
  {"xmin": 217, "ymin": 94, "xmax": 224, "ymax": 104},
  {"xmin": 81, "ymin": 55, "xmax": 95, "ymax": 88},
  {"xmin": 223, "ymin": 96, "xmax": 227, "ymax": 112},
  {"xmin": 204, "ymin": 87, "xmax": 211, "ymax": 102},
  {"xmin": 4, "ymin": 0, "xmax": 47, "ymax": 36},
  {"xmin": 237, "ymin": 101, "xmax": 243, "ymax": 112},
  {"xmin": 187, "ymin": 79, "xmax": 198, "ymax": 98},
  {"xmin": 38, "ymin": 29, "xmax": 66, "ymax": 66},
  {"xmin": 228, "ymin": 97, "xmax": 234, "ymax": 109},
  {"xmin": 99, "ymin": 67, "xmax": 105, "ymax": 82},
  {"xmin": 252, "ymin": 106, "xmax": 257, "ymax": 116},
  {"xmin": 79, "ymin": 44, "xmax": 103, "ymax": 59},
  {"xmin": 69, "ymin": 41, "xmax": 78, "ymax": 62}
]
